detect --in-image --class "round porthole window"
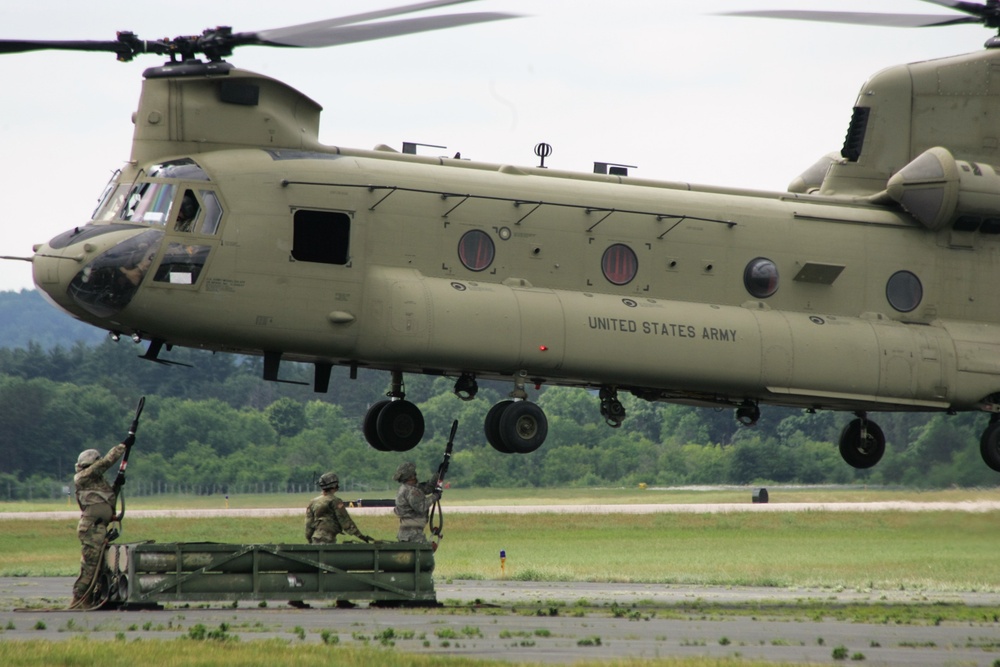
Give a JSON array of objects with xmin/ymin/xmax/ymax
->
[
  {"xmin": 602, "ymin": 244, "xmax": 638, "ymax": 285},
  {"xmin": 886, "ymin": 270, "xmax": 922, "ymax": 313},
  {"xmin": 743, "ymin": 257, "xmax": 779, "ymax": 298},
  {"xmin": 457, "ymin": 229, "xmax": 495, "ymax": 272}
]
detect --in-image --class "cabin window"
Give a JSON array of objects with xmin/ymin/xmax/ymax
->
[
  {"xmin": 602, "ymin": 243, "xmax": 638, "ymax": 286},
  {"xmin": 886, "ymin": 270, "xmax": 922, "ymax": 313},
  {"xmin": 457, "ymin": 229, "xmax": 495, "ymax": 272},
  {"xmin": 291, "ymin": 210, "xmax": 351, "ymax": 265},
  {"xmin": 744, "ymin": 257, "xmax": 779, "ymax": 298}
]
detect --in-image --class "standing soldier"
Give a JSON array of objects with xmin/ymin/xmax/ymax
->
[
  {"xmin": 71, "ymin": 437, "xmax": 131, "ymax": 608},
  {"xmin": 303, "ymin": 472, "xmax": 373, "ymax": 609},
  {"xmin": 393, "ymin": 462, "xmax": 440, "ymax": 543},
  {"xmin": 305, "ymin": 472, "xmax": 373, "ymax": 545}
]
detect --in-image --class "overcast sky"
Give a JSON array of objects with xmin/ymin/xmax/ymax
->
[{"xmin": 0, "ymin": 0, "xmax": 987, "ymax": 291}]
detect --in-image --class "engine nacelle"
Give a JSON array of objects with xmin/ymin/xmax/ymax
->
[{"xmin": 886, "ymin": 146, "xmax": 1000, "ymax": 232}]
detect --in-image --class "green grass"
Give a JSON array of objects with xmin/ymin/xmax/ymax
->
[
  {"xmin": 2, "ymin": 508, "xmax": 998, "ymax": 591},
  {"xmin": 0, "ymin": 639, "xmax": 819, "ymax": 667}
]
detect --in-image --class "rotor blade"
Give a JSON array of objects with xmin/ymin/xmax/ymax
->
[
  {"xmin": 0, "ymin": 39, "xmax": 127, "ymax": 56},
  {"xmin": 721, "ymin": 10, "xmax": 981, "ymax": 28},
  {"xmin": 918, "ymin": 0, "xmax": 991, "ymax": 18},
  {"xmin": 251, "ymin": 12, "xmax": 518, "ymax": 48},
  {"xmin": 282, "ymin": 0, "xmax": 483, "ymax": 31}
]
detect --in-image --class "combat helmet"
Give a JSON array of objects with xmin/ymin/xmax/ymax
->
[
  {"xmin": 317, "ymin": 472, "xmax": 339, "ymax": 490},
  {"xmin": 393, "ymin": 461, "xmax": 416, "ymax": 483},
  {"xmin": 76, "ymin": 449, "xmax": 100, "ymax": 470}
]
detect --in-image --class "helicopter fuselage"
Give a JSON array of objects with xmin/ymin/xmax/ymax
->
[{"xmin": 29, "ymin": 56, "xmax": 1000, "ymax": 470}]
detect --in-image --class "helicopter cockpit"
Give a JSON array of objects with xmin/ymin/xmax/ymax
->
[{"xmin": 54, "ymin": 157, "xmax": 224, "ymax": 318}]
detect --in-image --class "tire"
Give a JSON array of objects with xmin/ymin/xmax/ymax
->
[
  {"xmin": 376, "ymin": 399, "xmax": 425, "ymax": 451},
  {"xmin": 363, "ymin": 400, "xmax": 392, "ymax": 451},
  {"xmin": 980, "ymin": 420, "xmax": 1000, "ymax": 472},
  {"xmin": 498, "ymin": 401, "xmax": 548, "ymax": 454},
  {"xmin": 838, "ymin": 418, "xmax": 885, "ymax": 469},
  {"xmin": 484, "ymin": 400, "xmax": 514, "ymax": 453}
]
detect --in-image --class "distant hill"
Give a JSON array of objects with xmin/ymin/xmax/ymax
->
[{"xmin": 0, "ymin": 289, "xmax": 108, "ymax": 349}]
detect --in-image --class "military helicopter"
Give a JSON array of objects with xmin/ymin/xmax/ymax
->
[{"xmin": 6, "ymin": 0, "xmax": 1000, "ymax": 473}]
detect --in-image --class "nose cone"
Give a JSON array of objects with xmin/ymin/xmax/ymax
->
[{"xmin": 33, "ymin": 226, "xmax": 164, "ymax": 323}]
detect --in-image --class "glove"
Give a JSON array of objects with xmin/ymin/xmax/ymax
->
[{"xmin": 122, "ymin": 434, "xmax": 135, "ymax": 448}]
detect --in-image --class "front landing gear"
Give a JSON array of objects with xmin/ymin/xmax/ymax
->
[
  {"xmin": 363, "ymin": 372, "xmax": 425, "ymax": 452},
  {"xmin": 838, "ymin": 412, "xmax": 885, "ymax": 469}
]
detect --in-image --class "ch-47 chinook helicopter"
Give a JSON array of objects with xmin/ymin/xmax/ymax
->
[{"xmin": 7, "ymin": 0, "xmax": 1000, "ymax": 474}]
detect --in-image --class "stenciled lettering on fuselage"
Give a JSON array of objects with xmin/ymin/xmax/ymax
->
[{"xmin": 586, "ymin": 316, "xmax": 737, "ymax": 342}]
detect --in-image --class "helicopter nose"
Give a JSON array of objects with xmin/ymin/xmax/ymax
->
[{"xmin": 32, "ymin": 226, "xmax": 164, "ymax": 322}]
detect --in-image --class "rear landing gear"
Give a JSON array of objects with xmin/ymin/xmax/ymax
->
[
  {"xmin": 484, "ymin": 371, "xmax": 548, "ymax": 454},
  {"xmin": 484, "ymin": 400, "xmax": 547, "ymax": 454},
  {"xmin": 363, "ymin": 372, "xmax": 425, "ymax": 452},
  {"xmin": 980, "ymin": 415, "xmax": 1000, "ymax": 472},
  {"xmin": 838, "ymin": 412, "xmax": 885, "ymax": 469}
]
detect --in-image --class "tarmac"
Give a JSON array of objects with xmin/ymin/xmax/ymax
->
[{"xmin": 1, "ymin": 577, "xmax": 999, "ymax": 665}]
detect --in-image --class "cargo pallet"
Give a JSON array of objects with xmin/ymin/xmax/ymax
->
[{"xmin": 101, "ymin": 541, "xmax": 436, "ymax": 606}]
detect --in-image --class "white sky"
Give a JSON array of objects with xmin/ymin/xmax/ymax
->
[{"xmin": 0, "ymin": 0, "xmax": 987, "ymax": 291}]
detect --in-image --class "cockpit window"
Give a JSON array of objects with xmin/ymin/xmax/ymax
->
[
  {"xmin": 93, "ymin": 183, "xmax": 129, "ymax": 222},
  {"xmin": 91, "ymin": 170, "xmax": 123, "ymax": 220},
  {"xmin": 120, "ymin": 182, "xmax": 176, "ymax": 225},
  {"xmin": 200, "ymin": 190, "xmax": 223, "ymax": 235},
  {"xmin": 172, "ymin": 189, "xmax": 223, "ymax": 235},
  {"xmin": 153, "ymin": 242, "xmax": 211, "ymax": 285},
  {"xmin": 148, "ymin": 158, "xmax": 210, "ymax": 181},
  {"xmin": 175, "ymin": 190, "xmax": 200, "ymax": 232}
]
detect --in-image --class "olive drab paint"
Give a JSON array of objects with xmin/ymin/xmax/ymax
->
[{"xmin": 17, "ymin": 3, "xmax": 1000, "ymax": 474}]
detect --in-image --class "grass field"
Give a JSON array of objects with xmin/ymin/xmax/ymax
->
[{"xmin": 2, "ymin": 487, "xmax": 998, "ymax": 591}]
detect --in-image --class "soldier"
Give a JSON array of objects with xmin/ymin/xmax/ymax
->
[
  {"xmin": 71, "ymin": 437, "xmax": 131, "ymax": 608},
  {"xmin": 305, "ymin": 472, "xmax": 373, "ymax": 545},
  {"xmin": 393, "ymin": 462, "xmax": 441, "ymax": 543},
  {"xmin": 303, "ymin": 472, "xmax": 372, "ymax": 609}
]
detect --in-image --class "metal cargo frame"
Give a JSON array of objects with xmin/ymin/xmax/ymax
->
[{"xmin": 103, "ymin": 541, "xmax": 436, "ymax": 605}]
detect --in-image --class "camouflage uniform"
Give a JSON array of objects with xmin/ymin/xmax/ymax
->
[
  {"xmin": 393, "ymin": 462, "xmax": 440, "ymax": 543},
  {"xmin": 305, "ymin": 493, "xmax": 368, "ymax": 544},
  {"xmin": 72, "ymin": 442, "xmax": 126, "ymax": 604}
]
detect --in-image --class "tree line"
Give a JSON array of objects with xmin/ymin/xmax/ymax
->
[{"xmin": 1, "ymin": 334, "xmax": 997, "ymax": 501}]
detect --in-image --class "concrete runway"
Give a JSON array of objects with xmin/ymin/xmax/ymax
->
[{"xmin": 2, "ymin": 577, "xmax": 999, "ymax": 665}]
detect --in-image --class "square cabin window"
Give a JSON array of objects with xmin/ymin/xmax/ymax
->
[{"xmin": 292, "ymin": 210, "xmax": 351, "ymax": 265}]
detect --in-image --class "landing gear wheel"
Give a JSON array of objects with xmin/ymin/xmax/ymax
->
[
  {"xmin": 838, "ymin": 418, "xmax": 885, "ymax": 469},
  {"xmin": 498, "ymin": 401, "xmax": 547, "ymax": 454},
  {"xmin": 376, "ymin": 399, "xmax": 425, "ymax": 451},
  {"xmin": 363, "ymin": 400, "xmax": 392, "ymax": 451},
  {"xmin": 484, "ymin": 400, "xmax": 514, "ymax": 453},
  {"xmin": 980, "ymin": 419, "xmax": 1000, "ymax": 472}
]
